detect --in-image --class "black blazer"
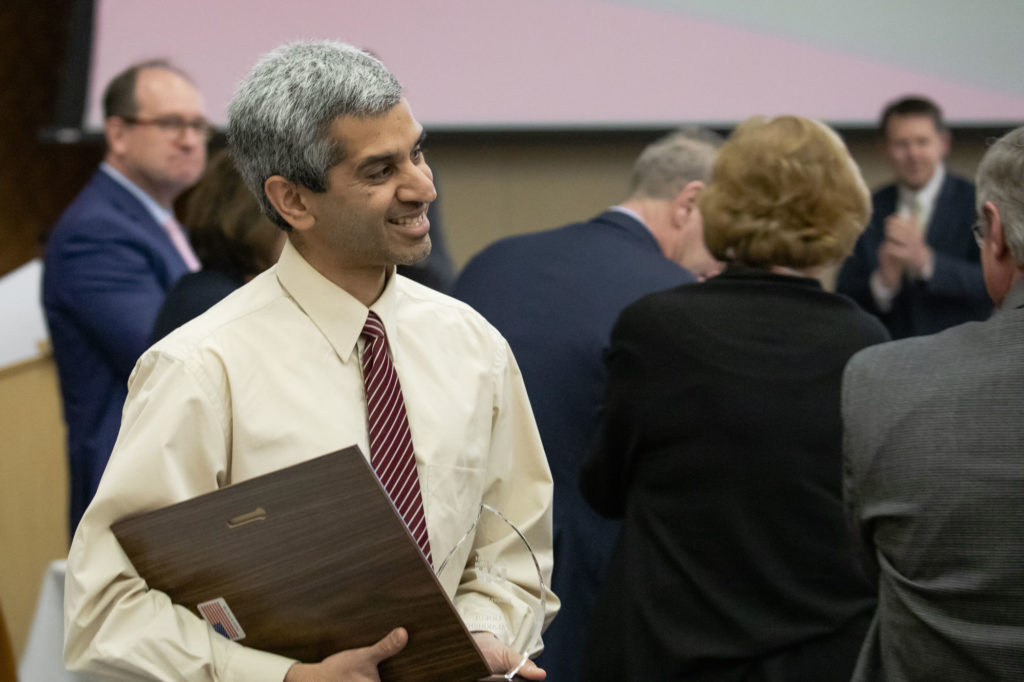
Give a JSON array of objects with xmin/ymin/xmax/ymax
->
[
  {"xmin": 581, "ymin": 266, "xmax": 889, "ymax": 681},
  {"xmin": 836, "ymin": 173, "xmax": 991, "ymax": 338},
  {"xmin": 150, "ymin": 269, "xmax": 241, "ymax": 343}
]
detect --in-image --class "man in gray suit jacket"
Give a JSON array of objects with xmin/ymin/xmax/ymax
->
[{"xmin": 841, "ymin": 125, "xmax": 1024, "ymax": 681}]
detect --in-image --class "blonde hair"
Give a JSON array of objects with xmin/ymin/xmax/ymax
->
[{"xmin": 701, "ymin": 115, "xmax": 870, "ymax": 268}]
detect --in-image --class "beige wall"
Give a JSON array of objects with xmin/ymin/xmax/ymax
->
[
  {"xmin": 429, "ymin": 136, "xmax": 645, "ymax": 267},
  {"xmin": 428, "ymin": 128, "xmax": 994, "ymax": 271}
]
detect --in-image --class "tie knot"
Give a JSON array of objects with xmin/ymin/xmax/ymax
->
[{"xmin": 362, "ymin": 311, "xmax": 387, "ymax": 342}]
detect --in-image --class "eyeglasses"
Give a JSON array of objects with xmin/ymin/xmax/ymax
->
[
  {"xmin": 122, "ymin": 115, "xmax": 214, "ymax": 140},
  {"xmin": 971, "ymin": 219, "xmax": 987, "ymax": 248}
]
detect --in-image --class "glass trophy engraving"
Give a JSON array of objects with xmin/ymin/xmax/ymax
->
[{"xmin": 434, "ymin": 503, "xmax": 548, "ymax": 680}]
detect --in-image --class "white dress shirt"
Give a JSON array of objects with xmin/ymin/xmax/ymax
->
[{"xmin": 896, "ymin": 164, "xmax": 945, "ymax": 236}]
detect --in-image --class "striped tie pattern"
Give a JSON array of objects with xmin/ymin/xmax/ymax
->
[{"xmin": 360, "ymin": 311, "xmax": 432, "ymax": 563}]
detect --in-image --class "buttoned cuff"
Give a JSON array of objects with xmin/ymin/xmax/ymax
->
[
  {"xmin": 917, "ymin": 249, "xmax": 935, "ymax": 281},
  {"xmin": 869, "ymin": 270, "xmax": 897, "ymax": 312},
  {"xmin": 224, "ymin": 644, "xmax": 297, "ymax": 682}
]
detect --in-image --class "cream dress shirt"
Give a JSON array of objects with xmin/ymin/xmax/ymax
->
[{"xmin": 64, "ymin": 240, "xmax": 557, "ymax": 681}]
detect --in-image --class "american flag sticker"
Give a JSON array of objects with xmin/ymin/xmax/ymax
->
[{"xmin": 197, "ymin": 597, "xmax": 246, "ymax": 641}]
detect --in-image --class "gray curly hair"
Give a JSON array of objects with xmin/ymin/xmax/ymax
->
[{"xmin": 227, "ymin": 40, "xmax": 403, "ymax": 229}]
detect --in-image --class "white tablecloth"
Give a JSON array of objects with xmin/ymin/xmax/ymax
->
[{"xmin": 18, "ymin": 560, "xmax": 86, "ymax": 682}]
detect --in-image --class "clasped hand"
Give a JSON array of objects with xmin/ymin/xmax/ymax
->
[
  {"xmin": 283, "ymin": 629, "xmax": 546, "ymax": 681},
  {"xmin": 877, "ymin": 213, "xmax": 933, "ymax": 289}
]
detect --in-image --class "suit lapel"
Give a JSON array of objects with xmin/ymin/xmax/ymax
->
[
  {"xmin": 876, "ymin": 185, "xmax": 899, "ymax": 225},
  {"xmin": 94, "ymin": 170, "xmax": 186, "ymax": 269},
  {"xmin": 925, "ymin": 174, "xmax": 958, "ymax": 251},
  {"xmin": 96, "ymin": 171, "xmax": 160, "ymax": 232}
]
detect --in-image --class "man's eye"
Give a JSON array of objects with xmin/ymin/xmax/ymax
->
[
  {"xmin": 411, "ymin": 146, "xmax": 425, "ymax": 162},
  {"xmin": 368, "ymin": 166, "xmax": 393, "ymax": 180}
]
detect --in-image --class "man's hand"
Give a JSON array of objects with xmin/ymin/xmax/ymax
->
[
  {"xmin": 876, "ymin": 240, "xmax": 905, "ymax": 291},
  {"xmin": 284, "ymin": 627, "xmax": 408, "ymax": 682},
  {"xmin": 472, "ymin": 632, "xmax": 546, "ymax": 680},
  {"xmin": 883, "ymin": 213, "xmax": 934, "ymax": 278}
]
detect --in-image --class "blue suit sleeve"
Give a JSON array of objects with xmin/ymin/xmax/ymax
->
[{"xmin": 51, "ymin": 218, "xmax": 169, "ymax": 378}]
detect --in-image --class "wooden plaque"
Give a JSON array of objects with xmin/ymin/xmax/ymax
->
[{"xmin": 112, "ymin": 446, "xmax": 491, "ymax": 681}]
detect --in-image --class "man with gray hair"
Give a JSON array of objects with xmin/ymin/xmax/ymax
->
[
  {"xmin": 453, "ymin": 128, "xmax": 720, "ymax": 682},
  {"xmin": 842, "ymin": 125, "xmax": 1024, "ymax": 680},
  {"xmin": 64, "ymin": 40, "xmax": 556, "ymax": 681}
]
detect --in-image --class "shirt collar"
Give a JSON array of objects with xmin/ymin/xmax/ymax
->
[
  {"xmin": 99, "ymin": 162, "xmax": 174, "ymax": 226},
  {"xmin": 608, "ymin": 205, "xmax": 654, "ymax": 236},
  {"xmin": 274, "ymin": 239, "xmax": 399, "ymax": 363},
  {"xmin": 898, "ymin": 164, "xmax": 946, "ymax": 212},
  {"xmin": 720, "ymin": 263, "xmax": 823, "ymax": 290}
]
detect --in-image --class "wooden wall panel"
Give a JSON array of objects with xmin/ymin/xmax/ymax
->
[
  {"xmin": 0, "ymin": 3, "xmax": 101, "ymax": 278},
  {"xmin": 0, "ymin": 356, "xmax": 68, "ymax": 660}
]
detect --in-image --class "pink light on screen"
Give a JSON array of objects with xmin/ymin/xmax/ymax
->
[{"xmin": 88, "ymin": 0, "xmax": 1023, "ymax": 130}]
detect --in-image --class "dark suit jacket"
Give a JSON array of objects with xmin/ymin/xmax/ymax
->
[
  {"xmin": 42, "ymin": 169, "xmax": 189, "ymax": 533},
  {"xmin": 842, "ymin": 282, "xmax": 1024, "ymax": 681},
  {"xmin": 581, "ymin": 267, "xmax": 888, "ymax": 682},
  {"xmin": 149, "ymin": 269, "xmax": 241, "ymax": 343},
  {"xmin": 836, "ymin": 173, "xmax": 991, "ymax": 338},
  {"xmin": 453, "ymin": 210, "xmax": 695, "ymax": 681}
]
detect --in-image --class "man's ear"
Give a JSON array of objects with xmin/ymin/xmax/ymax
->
[
  {"xmin": 983, "ymin": 200, "xmax": 1008, "ymax": 260},
  {"xmin": 672, "ymin": 180, "xmax": 705, "ymax": 226},
  {"xmin": 264, "ymin": 176, "xmax": 315, "ymax": 232},
  {"xmin": 939, "ymin": 129, "xmax": 952, "ymax": 159},
  {"xmin": 105, "ymin": 117, "xmax": 128, "ymax": 157}
]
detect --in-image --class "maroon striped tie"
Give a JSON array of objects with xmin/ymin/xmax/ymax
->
[{"xmin": 360, "ymin": 311, "xmax": 432, "ymax": 563}]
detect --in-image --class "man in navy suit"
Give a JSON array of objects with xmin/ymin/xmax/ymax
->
[
  {"xmin": 453, "ymin": 129, "xmax": 720, "ymax": 681},
  {"xmin": 43, "ymin": 60, "xmax": 208, "ymax": 534},
  {"xmin": 837, "ymin": 96, "xmax": 991, "ymax": 338}
]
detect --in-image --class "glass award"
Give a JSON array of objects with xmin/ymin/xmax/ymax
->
[{"xmin": 434, "ymin": 503, "xmax": 548, "ymax": 680}]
